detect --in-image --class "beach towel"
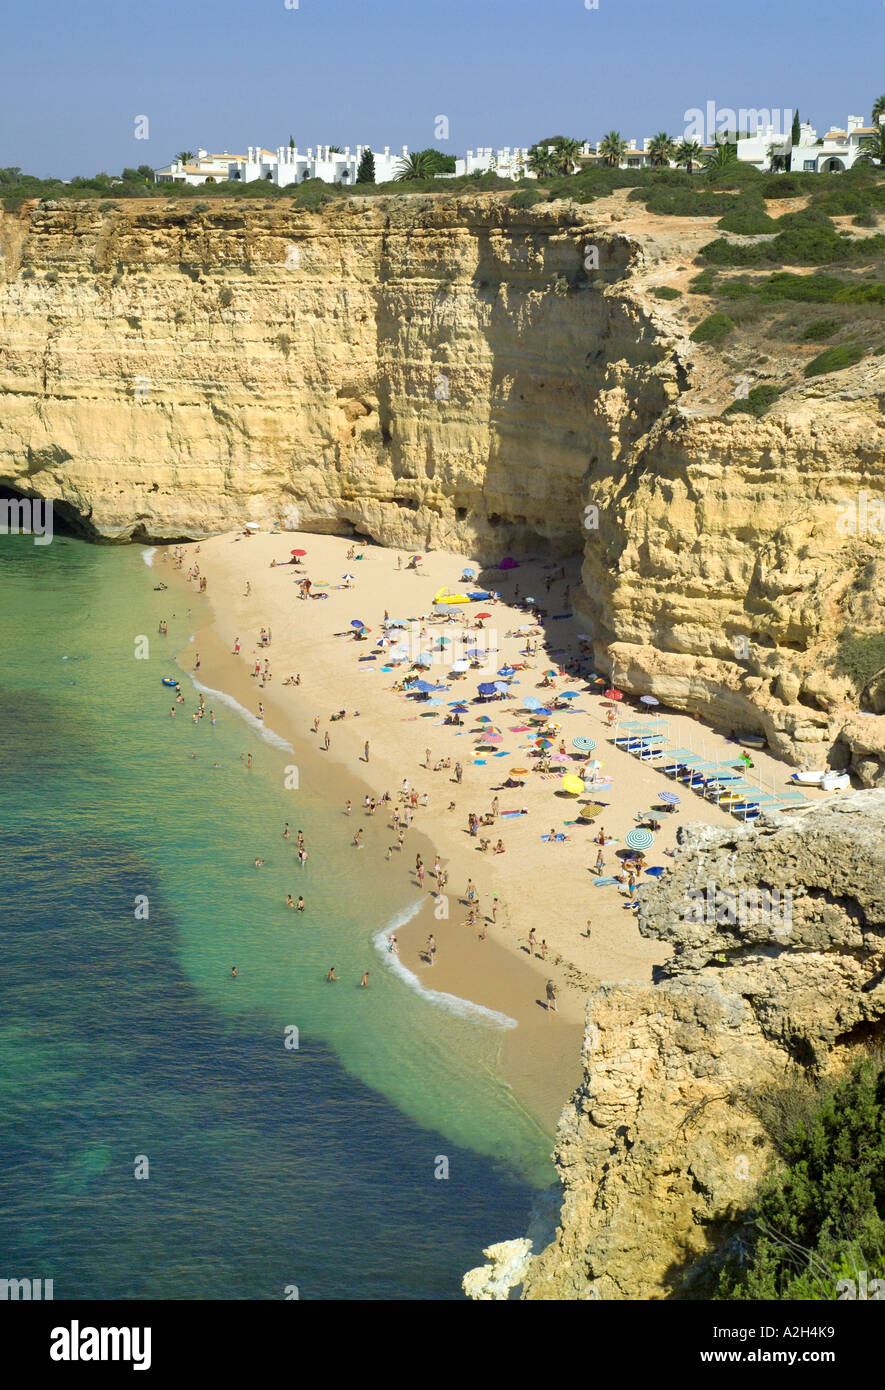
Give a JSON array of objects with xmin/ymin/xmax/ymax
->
[
  {"xmin": 358, "ymin": 655, "xmax": 377, "ymax": 661},
  {"xmin": 473, "ymin": 759, "xmax": 487, "ymax": 765},
  {"xmin": 500, "ymin": 810, "xmax": 527, "ymax": 818},
  {"xmin": 593, "ymin": 876, "xmax": 619, "ymax": 886},
  {"xmin": 541, "ymin": 833, "xmax": 570, "ymax": 842}
]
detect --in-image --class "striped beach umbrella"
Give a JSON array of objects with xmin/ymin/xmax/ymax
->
[
  {"xmin": 625, "ymin": 828, "xmax": 654, "ymax": 850},
  {"xmin": 572, "ymin": 736, "xmax": 597, "ymax": 752},
  {"xmin": 659, "ymin": 791, "xmax": 680, "ymax": 805}
]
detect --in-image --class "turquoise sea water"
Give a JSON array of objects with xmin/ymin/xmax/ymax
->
[{"xmin": 0, "ymin": 531, "xmax": 553, "ymax": 1299}]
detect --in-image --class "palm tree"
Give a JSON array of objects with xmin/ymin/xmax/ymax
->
[
  {"xmin": 647, "ymin": 132, "xmax": 676, "ymax": 168},
  {"xmin": 598, "ymin": 131, "xmax": 628, "ymax": 167},
  {"xmin": 872, "ymin": 95, "xmax": 885, "ymax": 129},
  {"xmin": 394, "ymin": 151, "xmax": 436, "ymax": 181},
  {"xmin": 702, "ymin": 140, "xmax": 738, "ymax": 174},
  {"xmin": 857, "ymin": 126, "xmax": 885, "ymax": 164},
  {"xmin": 527, "ymin": 145, "xmax": 557, "ymax": 177},
  {"xmin": 176, "ymin": 151, "xmax": 195, "ymax": 164},
  {"xmin": 554, "ymin": 137, "xmax": 583, "ymax": 174},
  {"xmin": 675, "ymin": 140, "xmax": 703, "ymax": 174}
]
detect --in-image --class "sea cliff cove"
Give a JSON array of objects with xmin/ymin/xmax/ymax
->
[{"xmin": 1, "ymin": 0, "xmax": 885, "ymax": 1359}]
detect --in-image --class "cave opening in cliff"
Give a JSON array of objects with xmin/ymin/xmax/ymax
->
[{"xmin": 0, "ymin": 483, "xmax": 98, "ymax": 541}]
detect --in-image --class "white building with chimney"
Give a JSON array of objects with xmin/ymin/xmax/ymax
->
[
  {"xmin": 737, "ymin": 114, "xmax": 883, "ymax": 172},
  {"xmin": 154, "ymin": 144, "xmax": 409, "ymax": 186}
]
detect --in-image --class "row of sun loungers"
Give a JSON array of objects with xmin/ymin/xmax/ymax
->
[{"xmin": 612, "ymin": 727, "xmax": 808, "ymax": 820}]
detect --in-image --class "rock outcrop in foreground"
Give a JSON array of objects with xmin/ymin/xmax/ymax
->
[{"xmin": 465, "ymin": 790, "xmax": 885, "ymax": 1300}]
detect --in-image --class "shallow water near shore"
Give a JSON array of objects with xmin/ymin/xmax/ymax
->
[{"xmin": 0, "ymin": 533, "xmax": 553, "ymax": 1299}]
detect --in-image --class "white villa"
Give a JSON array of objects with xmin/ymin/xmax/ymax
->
[
  {"xmin": 154, "ymin": 115, "xmax": 883, "ymax": 189},
  {"xmin": 153, "ymin": 144, "xmax": 410, "ymax": 186},
  {"xmin": 737, "ymin": 114, "xmax": 882, "ymax": 172}
]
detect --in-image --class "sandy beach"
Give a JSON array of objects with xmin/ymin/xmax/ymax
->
[{"xmin": 156, "ymin": 530, "xmax": 830, "ymax": 1131}]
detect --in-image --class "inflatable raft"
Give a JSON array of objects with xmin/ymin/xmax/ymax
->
[{"xmin": 161, "ymin": 677, "xmax": 179, "ymax": 688}]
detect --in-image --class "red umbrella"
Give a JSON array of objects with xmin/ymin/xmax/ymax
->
[
  {"xmin": 291, "ymin": 548, "xmax": 307, "ymax": 556},
  {"xmin": 475, "ymin": 612, "xmax": 492, "ymax": 619},
  {"xmin": 604, "ymin": 688, "xmax": 623, "ymax": 700}
]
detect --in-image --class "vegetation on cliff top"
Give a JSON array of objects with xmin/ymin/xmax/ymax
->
[{"xmin": 716, "ymin": 1055, "xmax": 885, "ymax": 1300}]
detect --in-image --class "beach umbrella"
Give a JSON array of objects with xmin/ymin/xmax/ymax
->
[
  {"xmin": 543, "ymin": 669, "xmax": 558, "ymax": 678},
  {"xmin": 290, "ymin": 547, "xmax": 306, "ymax": 554},
  {"xmin": 572, "ymin": 736, "xmax": 597, "ymax": 752},
  {"xmin": 499, "ymin": 557, "xmax": 519, "ymax": 570},
  {"xmin": 412, "ymin": 679, "xmax": 436, "ymax": 692},
  {"xmin": 626, "ymin": 828, "xmax": 654, "ymax": 851},
  {"xmin": 582, "ymin": 759, "xmax": 603, "ymax": 772},
  {"xmin": 551, "ymin": 752, "xmax": 570, "ymax": 763},
  {"xmin": 493, "ymin": 681, "xmax": 511, "ymax": 694},
  {"xmin": 476, "ymin": 612, "xmax": 492, "ymax": 620},
  {"xmin": 659, "ymin": 791, "xmax": 680, "ymax": 805},
  {"xmin": 509, "ymin": 767, "xmax": 529, "ymax": 775},
  {"xmin": 475, "ymin": 715, "xmax": 493, "ymax": 723},
  {"xmin": 461, "ymin": 567, "xmax": 477, "ymax": 580},
  {"xmin": 342, "ymin": 573, "xmax": 355, "ymax": 579},
  {"xmin": 535, "ymin": 737, "xmax": 553, "ymax": 748},
  {"xmin": 478, "ymin": 681, "xmax": 497, "ymax": 695},
  {"xmin": 450, "ymin": 659, "xmax": 470, "ymax": 672},
  {"xmin": 561, "ymin": 774, "xmax": 585, "ymax": 795},
  {"xmin": 604, "ymin": 688, "xmax": 624, "ymax": 700},
  {"xmin": 559, "ymin": 691, "xmax": 579, "ymax": 700},
  {"xmin": 350, "ymin": 619, "xmax": 366, "ymax": 629},
  {"xmin": 640, "ymin": 695, "xmax": 659, "ymax": 708}
]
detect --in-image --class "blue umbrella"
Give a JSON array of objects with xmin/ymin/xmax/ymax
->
[
  {"xmin": 523, "ymin": 696, "xmax": 544, "ymax": 710},
  {"xmin": 413, "ymin": 679, "xmax": 435, "ymax": 692},
  {"xmin": 493, "ymin": 681, "xmax": 510, "ymax": 693},
  {"xmin": 659, "ymin": 791, "xmax": 680, "ymax": 805},
  {"xmin": 413, "ymin": 653, "xmax": 432, "ymax": 667},
  {"xmin": 466, "ymin": 648, "xmax": 484, "ymax": 658},
  {"xmin": 478, "ymin": 682, "xmax": 497, "ymax": 695},
  {"xmin": 461, "ymin": 567, "xmax": 477, "ymax": 580},
  {"xmin": 559, "ymin": 691, "xmax": 579, "ymax": 700}
]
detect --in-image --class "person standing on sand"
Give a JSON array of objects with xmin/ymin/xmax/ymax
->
[
  {"xmin": 528, "ymin": 928, "xmax": 537, "ymax": 956},
  {"xmin": 426, "ymin": 935, "xmax": 436, "ymax": 966},
  {"xmin": 323, "ymin": 731, "xmax": 330, "ymax": 751},
  {"xmin": 546, "ymin": 980, "xmax": 558, "ymax": 1013},
  {"xmin": 492, "ymin": 894, "xmax": 498, "ymax": 922},
  {"xmin": 364, "ymin": 741, "xmax": 370, "ymax": 763},
  {"xmin": 454, "ymin": 762, "xmax": 462, "ymax": 784},
  {"xmin": 258, "ymin": 703, "xmax": 264, "ymax": 720},
  {"xmin": 345, "ymin": 800, "xmax": 352, "ymax": 816}
]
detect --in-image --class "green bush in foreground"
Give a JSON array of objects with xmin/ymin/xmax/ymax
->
[
  {"xmin": 801, "ymin": 318, "xmax": 839, "ymax": 342},
  {"xmin": 717, "ymin": 197, "xmax": 778, "ymax": 234},
  {"xmin": 716, "ymin": 1056, "xmax": 885, "ymax": 1300},
  {"xmin": 688, "ymin": 270, "xmax": 715, "ymax": 294},
  {"xmin": 702, "ymin": 228, "xmax": 885, "ymax": 268},
  {"xmin": 834, "ymin": 632, "xmax": 885, "ymax": 690},
  {"xmin": 804, "ymin": 341, "xmax": 866, "ymax": 377},
  {"xmin": 690, "ymin": 312, "xmax": 734, "ymax": 343},
  {"xmin": 650, "ymin": 285, "xmax": 681, "ymax": 300},
  {"xmin": 724, "ymin": 383, "xmax": 780, "ymax": 417}
]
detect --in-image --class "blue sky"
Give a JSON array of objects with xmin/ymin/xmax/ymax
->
[{"xmin": 1, "ymin": 0, "xmax": 882, "ymax": 177}]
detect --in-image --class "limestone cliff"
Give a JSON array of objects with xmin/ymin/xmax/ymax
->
[
  {"xmin": 464, "ymin": 790, "xmax": 885, "ymax": 1300},
  {"xmin": 0, "ymin": 195, "xmax": 672, "ymax": 554},
  {"xmin": 1, "ymin": 191, "xmax": 883, "ymax": 777}
]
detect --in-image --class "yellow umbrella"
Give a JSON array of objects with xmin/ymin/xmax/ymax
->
[{"xmin": 561, "ymin": 774, "xmax": 585, "ymax": 795}]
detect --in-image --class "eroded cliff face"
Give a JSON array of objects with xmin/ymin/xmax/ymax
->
[
  {"xmin": 464, "ymin": 790, "xmax": 885, "ymax": 1301},
  {"xmin": 1, "ymin": 192, "xmax": 883, "ymax": 774},
  {"xmin": 0, "ymin": 195, "xmax": 675, "ymax": 553}
]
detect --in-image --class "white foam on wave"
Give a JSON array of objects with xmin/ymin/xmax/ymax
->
[
  {"xmin": 191, "ymin": 679, "xmax": 295, "ymax": 752},
  {"xmin": 373, "ymin": 900, "xmax": 517, "ymax": 1031},
  {"xmin": 142, "ymin": 547, "xmax": 157, "ymax": 567}
]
